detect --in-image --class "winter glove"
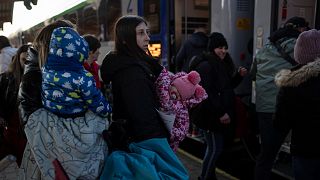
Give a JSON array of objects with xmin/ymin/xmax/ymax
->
[{"xmin": 102, "ymin": 119, "xmax": 129, "ymax": 153}]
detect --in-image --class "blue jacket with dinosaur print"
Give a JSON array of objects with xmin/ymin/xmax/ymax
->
[{"xmin": 42, "ymin": 27, "xmax": 111, "ymax": 118}]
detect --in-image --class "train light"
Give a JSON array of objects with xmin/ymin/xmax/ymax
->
[{"xmin": 148, "ymin": 42, "xmax": 161, "ymax": 58}]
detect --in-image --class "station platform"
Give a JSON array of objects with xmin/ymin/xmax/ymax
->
[
  {"xmin": 177, "ymin": 149, "xmax": 239, "ymax": 180},
  {"xmin": 0, "ymin": 151, "xmax": 236, "ymax": 180},
  {"xmin": 178, "ymin": 135, "xmax": 293, "ymax": 180}
]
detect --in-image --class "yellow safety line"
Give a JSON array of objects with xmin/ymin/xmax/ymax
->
[{"xmin": 177, "ymin": 149, "xmax": 240, "ymax": 180}]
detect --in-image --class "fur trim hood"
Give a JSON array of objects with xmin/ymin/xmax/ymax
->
[{"xmin": 275, "ymin": 58, "xmax": 320, "ymax": 87}]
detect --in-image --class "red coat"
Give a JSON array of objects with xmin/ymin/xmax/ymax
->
[{"xmin": 83, "ymin": 61, "xmax": 101, "ymax": 89}]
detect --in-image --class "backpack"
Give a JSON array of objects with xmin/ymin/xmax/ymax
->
[
  {"xmin": 186, "ymin": 54, "xmax": 214, "ymax": 131},
  {"xmin": 186, "ymin": 53, "xmax": 206, "ymax": 73}
]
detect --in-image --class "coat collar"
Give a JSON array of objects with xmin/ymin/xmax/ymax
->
[{"xmin": 275, "ymin": 58, "xmax": 320, "ymax": 87}]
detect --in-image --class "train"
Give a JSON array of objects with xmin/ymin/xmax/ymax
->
[{"xmin": 4, "ymin": 0, "xmax": 320, "ymax": 179}]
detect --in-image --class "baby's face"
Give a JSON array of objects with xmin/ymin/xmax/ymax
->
[{"xmin": 169, "ymin": 85, "xmax": 181, "ymax": 100}]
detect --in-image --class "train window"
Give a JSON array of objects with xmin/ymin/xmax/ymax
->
[
  {"xmin": 80, "ymin": 6, "xmax": 100, "ymax": 35},
  {"xmin": 63, "ymin": 13, "xmax": 77, "ymax": 25},
  {"xmin": 143, "ymin": 0, "xmax": 160, "ymax": 34},
  {"xmin": 181, "ymin": 17, "xmax": 209, "ymax": 34},
  {"xmin": 194, "ymin": 0, "xmax": 209, "ymax": 10},
  {"xmin": 98, "ymin": 0, "xmax": 121, "ymax": 41}
]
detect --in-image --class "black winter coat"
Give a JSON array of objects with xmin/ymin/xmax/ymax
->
[
  {"xmin": 0, "ymin": 73, "xmax": 19, "ymax": 121},
  {"xmin": 100, "ymin": 52, "xmax": 169, "ymax": 143},
  {"xmin": 175, "ymin": 32, "xmax": 208, "ymax": 72},
  {"xmin": 18, "ymin": 47, "xmax": 42, "ymax": 124},
  {"xmin": 274, "ymin": 59, "xmax": 320, "ymax": 158},
  {"xmin": 0, "ymin": 70, "xmax": 27, "ymax": 165},
  {"xmin": 194, "ymin": 52, "xmax": 242, "ymax": 132}
]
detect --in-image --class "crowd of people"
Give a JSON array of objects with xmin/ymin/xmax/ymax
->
[
  {"xmin": 251, "ymin": 16, "xmax": 319, "ymax": 180},
  {"xmin": 0, "ymin": 14, "xmax": 319, "ymax": 180}
]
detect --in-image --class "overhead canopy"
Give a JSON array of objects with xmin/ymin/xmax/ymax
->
[
  {"xmin": 0, "ymin": 0, "xmax": 36, "ymax": 30},
  {"xmin": 0, "ymin": 0, "xmax": 15, "ymax": 29}
]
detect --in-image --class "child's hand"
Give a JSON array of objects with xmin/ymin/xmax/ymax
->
[{"xmin": 169, "ymin": 85, "xmax": 181, "ymax": 100}]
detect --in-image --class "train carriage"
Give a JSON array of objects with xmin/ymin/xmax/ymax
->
[{"xmin": 1, "ymin": 0, "xmax": 320, "ymax": 179}]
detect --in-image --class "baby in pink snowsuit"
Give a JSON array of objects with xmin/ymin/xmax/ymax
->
[{"xmin": 155, "ymin": 68, "xmax": 208, "ymax": 151}]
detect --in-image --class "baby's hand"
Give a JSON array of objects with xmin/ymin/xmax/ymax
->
[{"xmin": 169, "ymin": 85, "xmax": 181, "ymax": 100}]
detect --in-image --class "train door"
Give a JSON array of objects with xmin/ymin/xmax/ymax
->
[
  {"xmin": 137, "ymin": 0, "xmax": 209, "ymax": 71},
  {"xmin": 253, "ymin": 0, "xmax": 318, "ymax": 179},
  {"xmin": 254, "ymin": 0, "xmax": 317, "ymax": 55},
  {"xmin": 137, "ymin": 0, "xmax": 172, "ymax": 69},
  {"xmin": 211, "ymin": 0, "xmax": 255, "ymax": 97}
]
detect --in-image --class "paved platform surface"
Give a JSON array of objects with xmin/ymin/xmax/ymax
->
[{"xmin": 177, "ymin": 149, "xmax": 239, "ymax": 180}]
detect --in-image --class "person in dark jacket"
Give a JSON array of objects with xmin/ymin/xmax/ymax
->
[
  {"xmin": 175, "ymin": 24, "xmax": 208, "ymax": 72},
  {"xmin": 251, "ymin": 16, "xmax": 309, "ymax": 180},
  {"xmin": 175, "ymin": 24, "xmax": 208, "ymax": 137},
  {"xmin": 99, "ymin": 15, "xmax": 188, "ymax": 179},
  {"xmin": 0, "ymin": 44, "xmax": 30, "ymax": 166},
  {"xmin": 194, "ymin": 32, "xmax": 247, "ymax": 180},
  {"xmin": 195, "ymin": 32, "xmax": 247, "ymax": 180},
  {"xmin": 274, "ymin": 29, "xmax": 320, "ymax": 180}
]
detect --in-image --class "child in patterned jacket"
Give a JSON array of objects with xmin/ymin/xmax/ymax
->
[
  {"xmin": 41, "ymin": 27, "xmax": 111, "ymax": 118},
  {"xmin": 155, "ymin": 68, "xmax": 207, "ymax": 151}
]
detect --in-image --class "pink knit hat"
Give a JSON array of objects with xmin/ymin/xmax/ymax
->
[
  {"xmin": 172, "ymin": 71, "xmax": 205, "ymax": 100},
  {"xmin": 294, "ymin": 29, "xmax": 320, "ymax": 64}
]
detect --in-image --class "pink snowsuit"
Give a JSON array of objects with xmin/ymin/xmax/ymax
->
[{"xmin": 155, "ymin": 68, "xmax": 207, "ymax": 151}]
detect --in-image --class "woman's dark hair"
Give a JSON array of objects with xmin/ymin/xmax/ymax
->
[
  {"xmin": 8, "ymin": 44, "xmax": 31, "ymax": 88},
  {"xmin": 0, "ymin": 35, "xmax": 11, "ymax": 49},
  {"xmin": 83, "ymin": 34, "xmax": 101, "ymax": 53},
  {"xmin": 207, "ymin": 32, "xmax": 228, "ymax": 51},
  {"xmin": 113, "ymin": 15, "xmax": 150, "ymax": 59},
  {"xmin": 113, "ymin": 15, "xmax": 162, "ymax": 76}
]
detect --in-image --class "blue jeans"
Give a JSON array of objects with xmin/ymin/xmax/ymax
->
[
  {"xmin": 293, "ymin": 156, "xmax": 320, "ymax": 180},
  {"xmin": 254, "ymin": 112, "xmax": 289, "ymax": 180},
  {"xmin": 200, "ymin": 131, "xmax": 224, "ymax": 180}
]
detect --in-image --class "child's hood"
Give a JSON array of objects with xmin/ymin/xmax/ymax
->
[{"xmin": 46, "ymin": 27, "xmax": 89, "ymax": 70}]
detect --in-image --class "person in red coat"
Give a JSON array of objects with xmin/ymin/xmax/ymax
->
[{"xmin": 83, "ymin": 34, "xmax": 102, "ymax": 89}]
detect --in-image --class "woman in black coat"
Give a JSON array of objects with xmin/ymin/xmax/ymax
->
[
  {"xmin": 99, "ymin": 15, "xmax": 188, "ymax": 179},
  {"xmin": 274, "ymin": 29, "xmax": 320, "ymax": 180},
  {"xmin": 194, "ymin": 32, "xmax": 247, "ymax": 180}
]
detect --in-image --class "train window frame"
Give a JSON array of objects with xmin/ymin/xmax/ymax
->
[{"xmin": 194, "ymin": 0, "xmax": 208, "ymax": 10}]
